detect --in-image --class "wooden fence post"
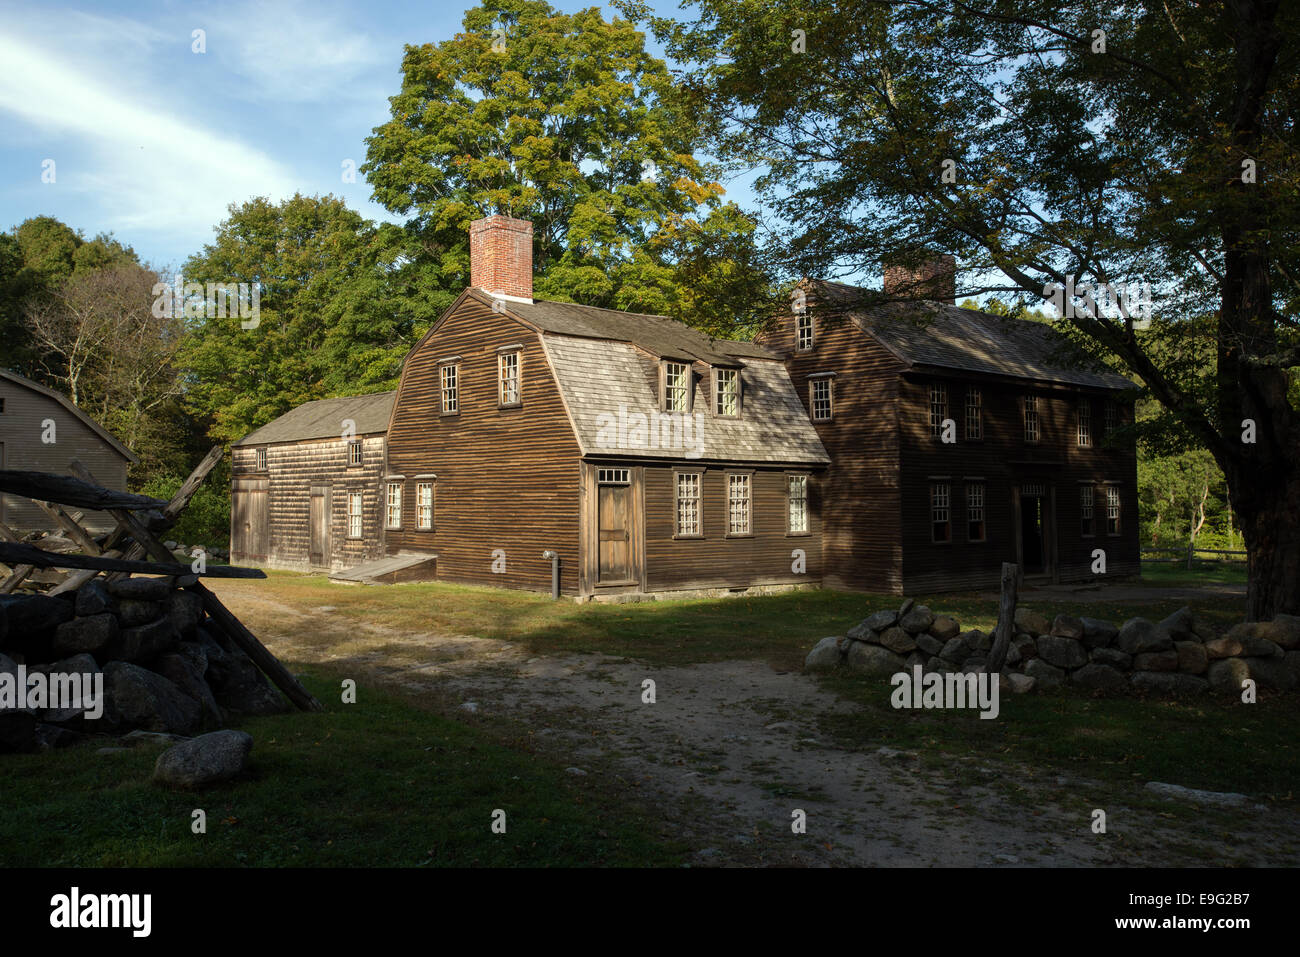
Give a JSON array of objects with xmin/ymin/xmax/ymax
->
[{"xmin": 985, "ymin": 562, "xmax": 1020, "ymax": 674}]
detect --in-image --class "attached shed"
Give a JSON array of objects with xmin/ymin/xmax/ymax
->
[
  {"xmin": 230, "ymin": 391, "xmax": 395, "ymax": 572},
  {"xmin": 0, "ymin": 370, "xmax": 138, "ymax": 533}
]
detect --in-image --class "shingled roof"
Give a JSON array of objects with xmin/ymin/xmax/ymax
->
[
  {"xmin": 233, "ymin": 391, "xmax": 396, "ymax": 446},
  {"xmin": 812, "ymin": 280, "xmax": 1135, "ymax": 391}
]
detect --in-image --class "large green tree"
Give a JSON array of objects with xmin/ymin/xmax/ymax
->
[
  {"xmin": 362, "ymin": 0, "xmax": 771, "ymax": 334},
  {"xmin": 631, "ymin": 0, "xmax": 1300, "ymax": 617}
]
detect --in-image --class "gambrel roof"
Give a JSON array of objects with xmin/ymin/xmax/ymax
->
[
  {"xmin": 812, "ymin": 280, "xmax": 1136, "ymax": 391},
  {"xmin": 0, "ymin": 370, "xmax": 138, "ymax": 463},
  {"xmin": 233, "ymin": 391, "xmax": 396, "ymax": 446}
]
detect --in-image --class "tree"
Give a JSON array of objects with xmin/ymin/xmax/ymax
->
[
  {"xmin": 632, "ymin": 0, "xmax": 1300, "ymax": 617},
  {"xmin": 361, "ymin": 0, "xmax": 769, "ymax": 333}
]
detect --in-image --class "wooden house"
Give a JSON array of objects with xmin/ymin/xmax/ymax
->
[
  {"xmin": 0, "ymin": 370, "xmax": 137, "ymax": 533},
  {"xmin": 755, "ymin": 276, "xmax": 1140, "ymax": 593},
  {"xmin": 229, "ymin": 391, "xmax": 395, "ymax": 572}
]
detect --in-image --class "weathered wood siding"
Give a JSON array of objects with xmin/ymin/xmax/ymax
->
[
  {"xmin": 385, "ymin": 296, "xmax": 582, "ymax": 595},
  {"xmin": 229, "ymin": 435, "xmax": 388, "ymax": 571},
  {"xmin": 758, "ymin": 310, "xmax": 906, "ymax": 593},
  {"xmin": 0, "ymin": 378, "xmax": 130, "ymax": 533},
  {"xmin": 638, "ymin": 463, "xmax": 823, "ymax": 591},
  {"xmin": 896, "ymin": 373, "xmax": 1140, "ymax": 592}
]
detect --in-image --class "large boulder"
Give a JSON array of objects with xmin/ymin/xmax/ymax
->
[
  {"xmin": 1079, "ymin": 617, "xmax": 1119, "ymax": 648},
  {"xmin": 1206, "ymin": 658, "xmax": 1252, "ymax": 695},
  {"xmin": 877, "ymin": 625, "xmax": 916, "ymax": 655},
  {"xmin": 1239, "ymin": 656, "xmax": 1297, "ymax": 691},
  {"xmin": 116, "ymin": 599, "xmax": 163, "ymax": 628},
  {"xmin": 74, "ymin": 581, "xmax": 113, "ymax": 617},
  {"xmin": 847, "ymin": 642, "xmax": 906, "ymax": 676},
  {"xmin": 961, "ymin": 630, "xmax": 992, "ymax": 654},
  {"xmin": 1036, "ymin": 635, "xmax": 1088, "ymax": 670},
  {"xmin": 1116, "ymin": 618, "xmax": 1173, "ymax": 655},
  {"xmin": 0, "ymin": 594, "xmax": 74, "ymax": 635},
  {"xmin": 204, "ymin": 641, "xmax": 289, "ymax": 718},
  {"xmin": 1090, "ymin": 646, "xmax": 1132, "ymax": 670},
  {"xmin": 914, "ymin": 633, "xmax": 945, "ymax": 657},
  {"xmin": 107, "ymin": 577, "xmax": 173, "ymax": 601},
  {"xmin": 1023, "ymin": 658, "xmax": 1065, "ymax": 688},
  {"xmin": 1265, "ymin": 614, "xmax": 1300, "ymax": 651},
  {"xmin": 1049, "ymin": 614, "xmax": 1085, "ymax": 641},
  {"xmin": 861, "ymin": 609, "xmax": 899, "ymax": 632},
  {"xmin": 1006, "ymin": 673, "xmax": 1037, "ymax": 695},
  {"xmin": 165, "ymin": 591, "xmax": 205, "ymax": 639},
  {"xmin": 1174, "ymin": 640, "xmax": 1209, "ymax": 675},
  {"xmin": 1157, "ymin": 607, "xmax": 1198, "ymax": 643},
  {"xmin": 106, "ymin": 618, "xmax": 178, "ymax": 664},
  {"xmin": 154, "ymin": 648, "xmax": 222, "ymax": 732},
  {"xmin": 52, "ymin": 613, "xmax": 118, "ymax": 657},
  {"xmin": 1012, "ymin": 634, "xmax": 1038, "ymax": 660},
  {"xmin": 939, "ymin": 637, "xmax": 971, "ymax": 665},
  {"xmin": 1071, "ymin": 662, "xmax": 1128, "ymax": 693},
  {"xmin": 1133, "ymin": 650, "xmax": 1180, "ymax": 673},
  {"xmin": 1205, "ymin": 634, "xmax": 1283, "ymax": 659},
  {"xmin": 899, "ymin": 605, "xmax": 935, "ymax": 635},
  {"xmin": 929, "ymin": 616, "xmax": 961, "ymax": 641},
  {"xmin": 805, "ymin": 636, "xmax": 843, "ymax": 672},
  {"xmin": 152, "ymin": 730, "xmax": 253, "ymax": 789},
  {"xmin": 28, "ymin": 653, "xmax": 101, "ymax": 725},
  {"xmin": 103, "ymin": 661, "xmax": 200, "ymax": 734},
  {"xmin": 1014, "ymin": 608, "xmax": 1051, "ymax": 637}
]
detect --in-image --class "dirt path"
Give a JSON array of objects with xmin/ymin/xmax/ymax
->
[{"xmin": 216, "ymin": 586, "xmax": 1295, "ymax": 867}]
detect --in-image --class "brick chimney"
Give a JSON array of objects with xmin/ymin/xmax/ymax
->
[
  {"xmin": 469, "ymin": 214, "xmax": 533, "ymax": 302},
  {"xmin": 882, "ymin": 254, "xmax": 956, "ymax": 305}
]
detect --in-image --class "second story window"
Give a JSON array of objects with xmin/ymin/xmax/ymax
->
[
  {"xmin": 1023, "ymin": 394, "xmax": 1040, "ymax": 443},
  {"xmin": 965, "ymin": 387, "xmax": 982, "ymax": 440},
  {"xmin": 348, "ymin": 440, "xmax": 363, "ymax": 467},
  {"xmin": 1077, "ymin": 400, "xmax": 1092, "ymax": 447},
  {"xmin": 715, "ymin": 368, "xmax": 740, "ymax": 416},
  {"xmin": 498, "ymin": 350, "xmax": 521, "ymax": 407},
  {"xmin": 664, "ymin": 361, "xmax": 690, "ymax": 412},
  {"xmin": 256, "ymin": 447, "xmax": 267, "ymax": 471},
  {"xmin": 440, "ymin": 364, "xmax": 459, "ymax": 415},
  {"xmin": 810, "ymin": 377, "xmax": 834, "ymax": 422},
  {"xmin": 929, "ymin": 384, "xmax": 948, "ymax": 437},
  {"xmin": 796, "ymin": 311, "xmax": 814, "ymax": 351}
]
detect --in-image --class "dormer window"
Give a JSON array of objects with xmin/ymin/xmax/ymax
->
[
  {"xmin": 796, "ymin": 311, "xmax": 814, "ymax": 352},
  {"xmin": 663, "ymin": 360, "xmax": 691, "ymax": 412},
  {"xmin": 498, "ymin": 348, "xmax": 522, "ymax": 407},
  {"xmin": 714, "ymin": 367, "xmax": 741, "ymax": 417}
]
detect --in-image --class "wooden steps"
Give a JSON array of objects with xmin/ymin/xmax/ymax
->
[{"xmin": 329, "ymin": 553, "xmax": 438, "ymax": 585}]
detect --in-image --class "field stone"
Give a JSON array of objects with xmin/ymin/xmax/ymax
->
[
  {"xmin": 1133, "ymin": 650, "xmax": 1180, "ymax": 672},
  {"xmin": 846, "ymin": 642, "xmax": 906, "ymax": 677},
  {"xmin": 154, "ymin": 651, "xmax": 223, "ymax": 731},
  {"xmin": 835, "ymin": 635, "xmax": 852, "ymax": 653},
  {"xmin": 103, "ymin": 660, "xmax": 200, "ymax": 734},
  {"xmin": 846, "ymin": 620, "xmax": 878, "ymax": 642},
  {"xmin": 52, "ymin": 612, "xmax": 119, "ymax": 657},
  {"xmin": 74, "ymin": 581, "xmax": 113, "ymax": 617},
  {"xmin": 1036, "ymin": 635, "xmax": 1088, "ymax": 670},
  {"xmin": 117, "ymin": 599, "xmax": 165, "ymax": 628},
  {"xmin": 1071, "ymin": 662, "xmax": 1128, "ymax": 693},
  {"xmin": 961, "ymin": 630, "xmax": 992, "ymax": 654},
  {"xmin": 166, "ymin": 591, "xmax": 205, "ymax": 638},
  {"xmin": 108, "ymin": 617, "xmax": 178, "ymax": 663},
  {"xmin": 1023, "ymin": 658, "xmax": 1065, "ymax": 688},
  {"xmin": 805, "ymin": 636, "xmax": 842, "ymax": 672},
  {"xmin": 1286, "ymin": 651, "xmax": 1300, "ymax": 681},
  {"xmin": 929, "ymin": 616, "xmax": 961, "ymax": 641},
  {"xmin": 897, "ymin": 598, "xmax": 915, "ymax": 618},
  {"xmin": 1157, "ymin": 607, "xmax": 1198, "ymax": 642},
  {"xmin": 899, "ymin": 606, "xmax": 934, "ymax": 634},
  {"xmin": 1174, "ymin": 640, "xmax": 1209, "ymax": 675},
  {"xmin": 1003, "ymin": 641, "xmax": 1022, "ymax": 667},
  {"xmin": 1014, "ymin": 608, "xmax": 1051, "ymax": 637},
  {"xmin": 1, "ymin": 594, "xmax": 74, "ymax": 636},
  {"xmin": 1006, "ymin": 673, "xmax": 1037, "ymax": 694},
  {"xmin": 914, "ymin": 633, "xmax": 945, "ymax": 656},
  {"xmin": 1131, "ymin": 672, "xmax": 1208, "ymax": 696},
  {"xmin": 28, "ymin": 652, "xmax": 101, "ymax": 723},
  {"xmin": 1090, "ymin": 646, "xmax": 1132, "ymax": 669},
  {"xmin": 1049, "ymin": 614, "xmax": 1085, "ymax": 641},
  {"xmin": 152, "ymin": 730, "xmax": 253, "ymax": 790},
  {"xmin": 1013, "ymin": 634, "xmax": 1037, "ymax": 660},
  {"xmin": 33, "ymin": 722, "xmax": 81, "ymax": 751},
  {"xmin": 904, "ymin": 651, "xmax": 927, "ymax": 672},
  {"xmin": 107, "ymin": 577, "xmax": 172, "ymax": 601},
  {"xmin": 1266, "ymin": 614, "xmax": 1300, "ymax": 650},
  {"xmin": 1241, "ymin": 656, "xmax": 1297, "ymax": 691},
  {"xmin": 1206, "ymin": 658, "xmax": 1252, "ymax": 695},
  {"xmin": 1190, "ymin": 616, "xmax": 1219, "ymax": 643},
  {"xmin": 1079, "ymin": 617, "xmax": 1119, "ymax": 648},
  {"xmin": 1116, "ymin": 618, "xmax": 1173, "ymax": 655},
  {"xmin": 1219, "ymin": 625, "xmax": 1285, "ymax": 657},
  {"xmin": 878, "ymin": 625, "xmax": 916, "ymax": 655},
  {"xmin": 862, "ymin": 609, "xmax": 898, "ymax": 632},
  {"xmin": 939, "ymin": 637, "xmax": 971, "ymax": 664}
]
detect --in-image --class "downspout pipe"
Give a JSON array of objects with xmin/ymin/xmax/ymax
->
[{"xmin": 542, "ymin": 550, "xmax": 559, "ymax": 599}]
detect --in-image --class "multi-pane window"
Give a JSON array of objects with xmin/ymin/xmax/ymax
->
[
  {"xmin": 796, "ymin": 311, "xmax": 814, "ymax": 351},
  {"xmin": 416, "ymin": 482, "xmax": 433, "ymax": 530},
  {"xmin": 727, "ymin": 473, "xmax": 752, "ymax": 536},
  {"xmin": 715, "ymin": 368, "xmax": 740, "ymax": 416},
  {"xmin": 965, "ymin": 387, "xmax": 982, "ymax": 440},
  {"xmin": 1106, "ymin": 486, "xmax": 1121, "ymax": 535},
  {"xmin": 1080, "ymin": 486, "xmax": 1095, "ymax": 536},
  {"xmin": 1023, "ymin": 394, "xmax": 1040, "ymax": 443},
  {"xmin": 966, "ymin": 484, "xmax": 986, "ymax": 541},
  {"xmin": 931, "ymin": 483, "xmax": 951, "ymax": 542},
  {"xmin": 675, "ymin": 472, "xmax": 701, "ymax": 536},
  {"xmin": 597, "ymin": 468, "xmax": 631, "ymax": 484},
  {"xmin": 929, "ymin": 384, "xmax": 948, "ymax": 437},
  {"xmin": 256, "ymin": 447, "xmax": 267, "ymax": 470},
  {"xmin": 348, "ymin": 440, "xmax": 363, "ymax": 466},
  {"xmin": 1077, "ymin": 401, "xmax": 1092, "ymax": 447},
  {"xmin": 348, "ymin": 492, "xmax": 363, "ymax": 539},
  {"xmin": 498, "ymin": 351, "xmax": 520, "ymax": 406},
  {"xmin": 810, "ymin": 378, "xmax": 833, "ymax": 421},
  {"xmin": 1104, "ymin": 400, "xmax": 1118, "ymax": 438},
  {"xmin": 664, "ymin": 361, "xmax": 690, "ymax": 412},
  {"xmin": 440, "ymin": 364, "xmax": 459, "ymax": 414},
  {"xmin": 788, "ymin": 475, "xmax": 809, "ymax": 534},
  {"xmin": 386, "ymin": 482, "xmax": 402, "ymax": 529}
]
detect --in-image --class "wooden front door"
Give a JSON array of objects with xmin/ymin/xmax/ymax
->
[
  {"xmin": 309, "ymin": 485, "xmax": 330, "ymax": 567},
  {"xmin": 232, "ymin": 478, "xmax": 269, "ymax": 560},
  {"xmin": 597, "ymin": 482, "xmax": 633, "ymax": 583}
]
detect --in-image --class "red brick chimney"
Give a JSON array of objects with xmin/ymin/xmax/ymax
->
[
  {"xmin": 882, "ymin": 254, "xmax": 956, "ymax": 305},
  {"xmin": 469, "ymin": 214, "xmax": 533, "ymax": 302}
]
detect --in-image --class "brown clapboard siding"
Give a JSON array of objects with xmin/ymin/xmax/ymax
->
[
  {"xmin": 896, "ymin": 372, "xmax": 1139, "ymax": 592},
  {"xmin": 757, "ymin": 309, "xmax": 906, "ymax": 594},
  {"xmin": 229, "ymin": 435, "xmax": 387, "ymax": 571},
  {"xmin": 385, "ymin": 295, "xmax": 582, "ymax": 595},
  {"xmin": 640, "ymin": 464, "xmax": 822, "ymax": 591}
]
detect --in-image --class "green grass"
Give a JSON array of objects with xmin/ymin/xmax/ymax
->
[
  {"xmin": 0, "ymin": 670, "xmax": 688, "ymax": 867},
  {"xmin": 1139, "ymin": 561, "xmax": 1248, "ymax": 587}
]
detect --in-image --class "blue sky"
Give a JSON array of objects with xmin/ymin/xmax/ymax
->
[{"xmin": 0, "ymin": 0, "xmax": 741, "ymax": 270}]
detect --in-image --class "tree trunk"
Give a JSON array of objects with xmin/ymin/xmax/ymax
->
[{"xmin": 1230, "ymin": 470, "xmax": 1300, "ymax": 620}]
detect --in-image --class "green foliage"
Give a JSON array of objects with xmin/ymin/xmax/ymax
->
[{"xmin": 137, "ymin": 458, "xmax": 232, "ymax": 550}]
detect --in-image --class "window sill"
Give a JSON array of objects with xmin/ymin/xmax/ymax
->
[
  {"xmin": 725, "ymin": 533, "xmax": 754, "ymax": 540},
  {"xmin": 672, "ymin": 533, "xmax": 705, "ymax": 541},
  {"xmin": 498, "ymin": 402, "xmax": 522, "ymax": 410},
  {"xmin": 785, "ymin": 530, "xmax": 811, "ymax": 538}
]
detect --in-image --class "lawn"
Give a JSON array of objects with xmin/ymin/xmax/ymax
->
[{"xmin": 0, "ymin": 671, "xmax": 688, "ymax": 868}]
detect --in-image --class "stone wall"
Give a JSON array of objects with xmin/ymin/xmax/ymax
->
[{"xmin": 806, "ymin": 598, "xmax": 1300, "ymax": 696}]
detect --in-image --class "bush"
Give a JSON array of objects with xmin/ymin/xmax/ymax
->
[{"xmin": 136, "ymin": 458, "xmax": 231, "ymax": 551}]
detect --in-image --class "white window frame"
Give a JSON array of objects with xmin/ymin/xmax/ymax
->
[
  {"xmin": 965, "ymin": 387, "xmax": 982, "ymax": 440},
  {"xmin": 1023, "ymin": 394, "xmax": 1040, "ymax": 444},
  {"xmin": 796, "ymin": 311, "xmax": 815, "ymax": 352},
  {"xmin": 966, "ymin": 483, "xmax": 985, "ymax": 542},
  {"xmin": 787, "ymin": 474, "xmax": 809, "ymax": 535},
  {"xmin": 348, "ymin": 440, "xmax": 363, "ymax": 467},
  {"xmin": 498, "ymin": 350, "xmax": 521, "ymax": 407},
  {"xmin": 255, "ymin": 447, "xmax": 267, "ymax": 471},
  {"xmin": 674, "ymin": 471, "xmax": 702, "ymax": 538},
  {"xmin": 386, "ymin": 481, "xmax": 402, "ymax": 530},
  {"xmin": 347, "ymin": 492, "xmax": 363, "ymax": 540},
  {"xmin": 440, "ymin": 363, "xmax": 459, "ymax": 415},
  {"xmin": 931, "ymin": 483, "xmax": 951, "ymax": 543},
  {"xmin": 1106, "ymin": 485, "xmax": 1121, "ymax": 535},
  {"xmin": 416, "ymin": 481, "xmax": 434, "ymax": 530},
  {"xmin": 929, "ymin": 383, "xmax": 948, "ymax": 437},
  {"xmin": 810, "ymin": 377, "xmax": 833, "ymax": 422},
  {"xmin": 1080, "ymin": 485, "xmax": 1095, "ymax": 537},
  {"xmin": 664, "ymin": 361, "xmax": 691, "ymax": 413},
  {"xmin": 714, "ymin": 367, "xmax": 740, "ymax": 417},
  {"xmin": 1077, "ymin": 400, "xmax": 1092, "ymax": 448},
  {"xmin": 727, "ymin": 472, "xmax": 752, "ymax": 537}
]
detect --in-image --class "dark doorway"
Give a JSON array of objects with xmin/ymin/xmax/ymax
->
[
  {"xmin": 1019, "ymin": 486, "xmax": 1046, "ymax": 575},
  {"xmin": 309, "ymin": 485, "xmax": 330, "ymax": 567}
]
